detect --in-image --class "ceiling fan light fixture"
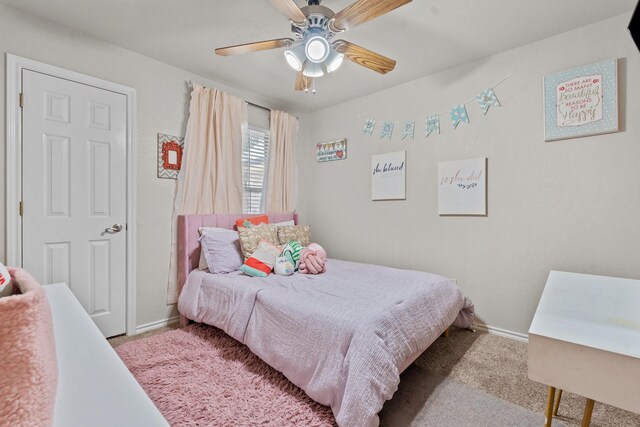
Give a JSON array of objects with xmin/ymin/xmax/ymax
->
[
  {"xmin": 305, "ymin": 36, "xmax": 330, "ymax": 63},
  {"xmin": 284, "ymin": 47, "xmax": 305, "ymax": 71},
  {"xmin": 303, "ymin": 61, "xmax": 324, "ymax": 77},
  {"xmin": 325, "ymin": 50, "xmax": 344, "ymax": 73}
]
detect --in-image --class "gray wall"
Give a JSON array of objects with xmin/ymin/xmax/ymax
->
[
  {"xmin": 0, "ymin": 4, "xmax": 282, "ymax": 328},
  {"xmin": 296, "ymin": 13, "xmax": 640, "ymax": 335}
]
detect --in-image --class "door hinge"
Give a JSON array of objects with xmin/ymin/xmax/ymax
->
[
  {"xmin": 19, "ymin": 201, "xmax": 23, "ymax": 216},
  {"xmin": 19, "ymin": 93, "xmax": 24, "ymax": 108}
]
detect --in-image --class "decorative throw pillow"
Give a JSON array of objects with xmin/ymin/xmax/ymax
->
[
  {"xmin": 199, "ymin": 231, "xmax": 244, "ymax": 274},
  {"xmin": 278, "ymin": 225, "xmax": 311, "ymax": 247},
  {"xmin": 272, "ymin": 220, "xmax": 295, "ymax": 226},
  {"xmin": 235, "ymin": 215, "xmax": 269, "ymax": 229},
  {"xmin": 237, "ymin": 223, "xmax": 279, "ymax": 259},
  {"xmin": 239, "ymin": 240, "xmax": 282, "ymax": 277},
  {"xmin": 281, "ymin": 240, "xmax": 304, "ymax": 270},
  {"xmin": 198, "ymin": 227, "xmax": 236, "ymax": 270}
]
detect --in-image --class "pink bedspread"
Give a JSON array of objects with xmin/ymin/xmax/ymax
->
[{"xmin": 178, "ymin": 259, "xmax": 473, "ymax": 427}]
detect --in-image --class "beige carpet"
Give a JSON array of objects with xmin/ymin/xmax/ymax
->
[
  {"xmin": 415, "ymin": 328, "xmax": 640, "ymax": 427},
  {"xmin": 110, "ymin": 326, "xmax": 640, "ymax": 427}
]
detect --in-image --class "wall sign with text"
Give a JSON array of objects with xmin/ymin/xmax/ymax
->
[
  {"xmin": 371, "ymin": 151, "xmax": 406, "ymax": 201},
  {"xmin": 438, "ymin": 158, "xmax": 487, "ymax": 215},
  {"xmin": 544, "ymin": 59, "xmax": 618, "ymax": 141},
  {"xmin": 317, "ymin": 138, "xmax": 347, "ymax": 162}
]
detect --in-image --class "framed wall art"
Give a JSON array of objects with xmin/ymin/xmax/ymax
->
[
  {"xmin": 438, "ymin": 157, "xmax": 487, "ymax": 215},
  {"xmin": 317, "ymin": 138, "xmax": 347, "ymax": 162},
  {"xmin": 544, "ymin": 59, "xmax": 618, "ymax": 141},
  {"xmin": 371, "ymin": 151, "xmax": 406, "ymax": 201},
  {"xmin": 157, "ymin": 133, "xmax": 184, "ymax": 179}
]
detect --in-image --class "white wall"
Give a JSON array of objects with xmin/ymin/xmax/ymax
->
[
  {"xmin": 297, "ymin": 13, "xmax": 640, "ymax": 335},
  {"xmin": 0, "ymin": 4, "xmax": 284, "ymax": 327}
]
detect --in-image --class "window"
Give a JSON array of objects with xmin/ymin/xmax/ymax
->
[{"xmin": 242, "ymin": 126, "xmax": 269, "ymax": 214}]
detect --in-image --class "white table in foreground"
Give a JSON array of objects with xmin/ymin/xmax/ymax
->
[
  {"xmin": 528, "ymin": 271, "xmax": 640, "ymax": 426},
  {"xmin": 45, "ymin": 283, "xmax": 169, "ymax": 427}
]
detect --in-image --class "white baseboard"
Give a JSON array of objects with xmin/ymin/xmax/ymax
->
[
  {"xmin": 135, "ymin": 315, "xmax": 180, "ymax": 335},
  {"xmin": 473, "ymin": 323, "xmax": 529, "ymax": 343}
]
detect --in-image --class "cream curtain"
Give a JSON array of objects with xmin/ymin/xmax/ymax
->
[
  {"xmin": 265, "ymin": 110, "xmax": 299, "ymax": 213},
  {"xmin": 166, "ymin": 84, "xmax": 246, "ymax": 304}
]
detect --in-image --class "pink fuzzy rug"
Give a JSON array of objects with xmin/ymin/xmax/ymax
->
[{"xmin": 115, "ymin": 324, "xmax": 336, "ymax": 426}]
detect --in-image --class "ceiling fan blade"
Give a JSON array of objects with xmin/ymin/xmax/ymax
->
[
  {"xmin": 295, "ymin": 70, "xmax": 312, "ymax": 91},
  {"xmin": 334, "ymin": 40, "xmax": 396, "ymax": 74},
  {"xmin": 269, "ymin": 0, "xmax": 307, "ymax": 26},
  {"xmin": 215, "ymin": 38, "xmax": 294, "ymax": 56},
  {"xmin": 330, "ymin": 0, "xmax": 412, "ymax": 31}
]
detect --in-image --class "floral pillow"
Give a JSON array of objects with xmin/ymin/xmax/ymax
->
[
  {"xmin": 237, "ymin": 223, "xmax": 279, "ymax": 259},
  {"xmin": 277, "ymin": 225, "xmax": 310, "ymax": 247}
]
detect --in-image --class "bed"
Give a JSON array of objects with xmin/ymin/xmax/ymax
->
[{"xmin": 176, "ymin": 213, "xmax": 474, "ymax": 427}]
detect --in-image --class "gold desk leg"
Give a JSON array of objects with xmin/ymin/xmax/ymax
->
[
  {"xmin": 545, "ymin": 386, "xmax": 556, "ymax": 427},
  {"xmin": 553, "ymin": 389, "xmax": 563, "ymax": 416},
  {"xmin": 581, "ymin": 399, "xmax": 595, "ymax": 427},
  {"xmin": 443, "ymin": 327, "xmax": 450, "ymax": 338}
]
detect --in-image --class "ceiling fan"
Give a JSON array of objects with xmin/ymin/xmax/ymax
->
[{"xmin": 215, "ymin": 0, "xmax": 412, "ymax": 93}]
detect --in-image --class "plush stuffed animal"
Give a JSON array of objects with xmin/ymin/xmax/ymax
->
[
  {"xmin": 299, "ymin": 243, "xmax": 327, "ymax": 275},
  {"xmin": 273, "ymin": 256, "xmax": 294, "ymax": 276},
  {"xmin": 281, "ymin": 240, "xmax": 304, "ymax": 271}
]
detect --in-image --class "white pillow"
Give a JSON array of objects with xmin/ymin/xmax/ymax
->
[
  {"xmin": 198, "ymin": 227, "xmax": 236, "ymax": 270},
  {"xmin": 272, "ymin": 220, "xmax": 295, "ymax": 226}
]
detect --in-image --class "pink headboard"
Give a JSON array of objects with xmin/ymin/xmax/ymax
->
[{"xmin": 177, "ymin": 213, "xmax": 298, "ymax": 298}]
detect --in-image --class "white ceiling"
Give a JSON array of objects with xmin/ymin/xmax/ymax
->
[{"xmin": 2, "ymin": 0, "xmax": 636, "ymax": 113}]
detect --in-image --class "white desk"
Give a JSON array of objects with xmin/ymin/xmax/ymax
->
[
  {"xmin": 528, "ymin": 271, "xmax": 640, "ymax": 426},
  {"xmin": 45, "ymin": 283, "xmax": 168, "ymax": 427}
]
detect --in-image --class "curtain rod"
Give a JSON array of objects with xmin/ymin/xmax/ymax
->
[
  {"xmin": 188, "ymin": 81, "xmax": 272, "ymax": 112},
  {"xmin": 189, "ymin": 81, "xmax": 298, "ymax": 118},
  {"xmin": 247, "ymin": 101, "xmax": 271, "ymax": 113}
]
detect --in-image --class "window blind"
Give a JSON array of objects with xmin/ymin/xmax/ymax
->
[{"xmin": 242, "ymin": 127, "xmax": 269, "ymax": 214}]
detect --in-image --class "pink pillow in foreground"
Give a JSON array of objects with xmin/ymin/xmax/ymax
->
[{"xmin": 0, "ymin": 267, "xmax": 58, "ymax": 427}]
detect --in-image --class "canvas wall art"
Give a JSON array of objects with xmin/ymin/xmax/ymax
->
[
  {"xmin": 438, "ymin": 158, "xmax": 487, "ymax": 215},
  {"xmin": 544, "ymin": 59, "xmax": 618, "ymax": 141},
  {"xmin": 371, "ymin": 151, "xmax": 406, "ymax": 201},
  {"xmin": 157, "ymin": 133, "xmax": 184, "ymax": 179}
]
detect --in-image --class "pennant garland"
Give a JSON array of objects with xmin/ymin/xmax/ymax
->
[
  {"xmin": 401, "ymin": 121, "xmax": 415, "ymax": 140},
  {"xmin": 359, "ymin": 73, "xmax": 509, "ymax": 141},
  {"xmin": 450, "ymin": 105, "xmax": 469, "ymax": 128},
  {"xmin": 476, "ymin": 88, "xmax": 501, "ymax": 114},
  {"xmin": 425, "ymin": 115, "xmax": 440, "ymax": 136},
  {"xmin": 362, "ymin": 118, "xmax": 376, "ymax": 136},
  {"xmin": 380, "ymin": 121, "xmax": 394, "ymax": 140}
]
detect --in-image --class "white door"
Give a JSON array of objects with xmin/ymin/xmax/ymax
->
[{"xmin": 22, "ymin": 69, "xmax": 127, "ymax": 337}]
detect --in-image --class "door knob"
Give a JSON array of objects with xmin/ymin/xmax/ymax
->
[{"xmin": 105, "ymin": 224, "xmax": 123, "ymax": 233}]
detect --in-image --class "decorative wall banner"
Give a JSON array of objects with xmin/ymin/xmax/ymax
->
[
  {"xmin": 476, "ymin": 88, "xmax": 501, "ymax": 114},
  {"xmin": 438, "ymin": 157, "xmax": 487, "ymax": 215},
  {"xmin": 450, "ymin": 105, "xmax": 470, "ymax": 128},
  {"xmin": 425, "ymin": 115, "xmax": 440, "ymax": 136},
  {"xmin": 544, "ymin": 59, "xmax": 618, "ymax": 141},
  {"xmin": 360, "ymin": 73, "xmax": 511, "ymax": 141},
  {"xmin": 363, "ymin": 118, "xmax": 376, "ymax": 136},
  {"xmin": 380, "ymin": 121, "xmax": 394, "ymax": 140},
  {"xmin": 157, "ymin": 133, "xmax": 184, "ymax": 179},
  {"xmin": 316, "ymin": 138, "xmax": 347, "ymax": 162},
  {"xmin": 371, "ymin": 151, "xmax": 406, "ymax": 201},
  {"xmin": 401, "ymin": 121, "xmax": 415, "ymax": 140}
]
